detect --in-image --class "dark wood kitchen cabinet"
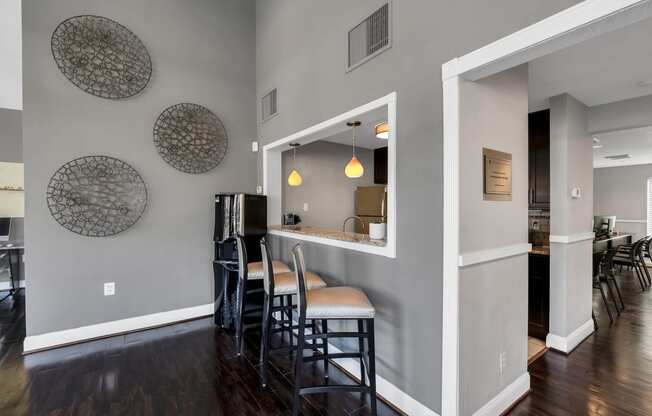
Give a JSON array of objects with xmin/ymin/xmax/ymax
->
[
  {"xmin": 528, "ymin": 110, "xmax": 550, "ymax": 209},
  {"xmin": 528, "ymin": 253, "xmax": 550, "ymax": 340},
  {"xmin": 374, "ymin": 146, "xmax": 388, "ymax": 185}
]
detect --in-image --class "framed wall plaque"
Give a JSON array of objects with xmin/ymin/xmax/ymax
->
[{"xmin": 483, "ymin": 148, "xmax": 512, "ymax": 201}]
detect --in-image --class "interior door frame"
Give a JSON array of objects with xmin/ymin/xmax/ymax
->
[{"xmin": 440, "ymin": 1, "xmax": 652, "ymax": 415}]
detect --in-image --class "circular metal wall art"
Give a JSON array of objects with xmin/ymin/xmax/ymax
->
[
  {"xmin": 51, "ymin": 15, "xmax": 152, "ymax": 99},
  {"xmin": 46, "ymin": 156, "xmax": 148, "ymax": 237},
  {"xmin": 153, "ymin": 103, "xmax": 228, "ymax": 174}
]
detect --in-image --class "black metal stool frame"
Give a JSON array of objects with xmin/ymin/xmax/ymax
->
[
  {"xmin": 291, "ymin": 244, "xmax": 377, "ymax": 416},
  {"xmin": 259, "ymin": 237, "xmax": 322, "ymax": 387},
  {"xmin": 235, "ymin": 235, "xmax": 266, "ymax": 356}
]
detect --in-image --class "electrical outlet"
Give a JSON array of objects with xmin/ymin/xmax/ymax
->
[
  {"xmin": 499, "ymin": 351, "xmax": 507, "ymax": 375},
  {"xmin": 104, "ymin": 282, "xmax": 116, "ymax": 296},
  {"xmin": 252, "ymin": 141, "xmax": 259, "ymax": 152},
  {"xmin": 256, "ymin": 185, "xmax": 263, "ymax": 194},
  {"xmin": 303, "ymin": 202, "xmax": 309, "ymax": 212}
]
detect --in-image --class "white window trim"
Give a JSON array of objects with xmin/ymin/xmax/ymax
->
[{"xmin": 262, "ymin": 92, "xmax": 397, "ymax": 258}]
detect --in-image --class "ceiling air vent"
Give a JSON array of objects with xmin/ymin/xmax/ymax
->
[
  {"xmin": 347, "ymin": 3, "xmax": 391, "ymax": 72},
  {"xmin": 261, "ymin": 88, "xmax": 278, "ymax": 122},
  {"xmin": 604, "ymin": 154, "xmax": 632, "ymax": 160}
]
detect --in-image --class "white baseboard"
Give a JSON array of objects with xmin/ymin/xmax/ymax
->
[
  {"xmin": 0, "ymin": 280, "xmax": 25, "ymax": 291},
  {"xmin": 546, "ymin": 319, "xmax": 594, "ymax": 353},
  {"xmin": 472, "ymin": 372, "xmax": 530, "ymax": 416},
  {"xmin": 326, "ymin": 342, "xmax": 440, "ymax": 416},
  {"xmin": 23, "ymin": 303, "xmax": 213, "ymax": 353},
  {"xmin": 275, "ymin": 312, "xmax": 439, "ymax": 416}
]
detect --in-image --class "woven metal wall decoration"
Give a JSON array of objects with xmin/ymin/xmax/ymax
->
[
  {"xmin": 153, "ymin": 103, "xmax": 228, "ymax": 174},
  {"xmin": 46, "ymin": 156, "xmax": 148, "ymax": 237},
  {"xmin": 51, "ymin": 15, "xmax": 152, "ymax": 99}
]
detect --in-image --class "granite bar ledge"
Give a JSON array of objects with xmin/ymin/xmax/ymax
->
[{"xmin": 269, "ymin": 225, "xmax": 387, "ymax": 247}]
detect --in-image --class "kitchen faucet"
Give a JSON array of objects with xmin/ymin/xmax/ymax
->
[{"xmin": 342, "ymin": 216, "xmax": 365, "ymax": 233}]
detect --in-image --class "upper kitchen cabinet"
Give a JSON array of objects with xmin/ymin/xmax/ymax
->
[
  {"xmin": 374, "ymin": 147, "xmax": 388, "ymax": 185},
  {"xmin": 528, "ymin": 110, "xmax": 550, "ymax": 209}
]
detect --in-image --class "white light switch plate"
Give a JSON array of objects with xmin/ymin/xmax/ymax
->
[
  {"xmin": 104, "ymin": 282, "xmax": 115, "ymax": 296},
  {"xmin": 256, "ymin": 185, "xmax": 263, "ymax": 194},
  {"xmin": 252, "ymin": 141, "xmax": 259, "ymax": 152},
  {"xmin": 303, "ymin": 202, "xmax": 309, "ymax": 212}
]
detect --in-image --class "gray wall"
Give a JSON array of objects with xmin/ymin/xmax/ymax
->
[
  {"xmin": 594, "ymin": 164, "xmax": 652, "ymax": 240},
  {"xmin": 549, "ymin": 94, "xmax": 593, "ymax": 339},
  {"xmin": 256, "ymin": 0, "xmax": 582, "ymax": 412},
  {"xmin": 23, "ymin": 0, "xmax": 256, "ymax": 335},
  {"xmin": 0, "ymin": 109, "xmax": 22, "ymax": 163},
  {"xmin": 282, "ymin": 141, "xmax": 374, "ymax": 229},
  {"xmin": 458, "ymin": 65, "xmax": 529, "ymax": 416},
  {"xmin": 0, "ymin": 108, "xmax": 23, "ymax": 284}
]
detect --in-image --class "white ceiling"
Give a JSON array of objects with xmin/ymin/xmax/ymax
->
[
  {"xmin": 528, "ymin": 17, "xmax": 652, "ymax": 168},
  {"xmin": 593, "ymin": 126, "xmax": 652, "ymax": 168},
  {"xmin": 529, "ymin": 19, "xmax": 652, "ymax": 112},
  {"xmin": 320, "ymin": 106, "xmax": 388, "ymax": 150}
]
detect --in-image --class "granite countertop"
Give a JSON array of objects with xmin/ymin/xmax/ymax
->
[
  {"xmin": 529, "ymin": 245, "xmax": 550, "ymax": 256},
  {"xmin": 269, "ymin": 225, "xmax": 387, "ymax": 247}
]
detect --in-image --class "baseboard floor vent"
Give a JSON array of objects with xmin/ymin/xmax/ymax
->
[
  {"xmin": 261, "ymin": 88, "xmax": 278, "ymax": 122},
  {"xmin": 347, "ymin": 3, "xmax": 391, "ymax": 72}
]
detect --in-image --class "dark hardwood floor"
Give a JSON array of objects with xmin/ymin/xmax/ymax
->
[
  {"xmin": 4, "ymin": 270, "xmax": 652, "ymax": 415},
  {"xmin": 510, "ymin": 271, "xmax": 652, "ymax": 416},
  {"xmin": 0, "ymin": 292, "xmax": 397, "ymax": 416}
]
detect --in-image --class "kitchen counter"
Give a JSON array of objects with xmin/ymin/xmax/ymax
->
[
  {"xmin": 269, "ymin": 225, "xmax": 387, "ymax": 247},
  {"xmin": 529, "ymin": 245, "xmax": 549, "ymax": 256}
]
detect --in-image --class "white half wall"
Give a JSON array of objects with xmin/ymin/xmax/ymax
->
[{"xmin": 0, "ymin": 0, "xmax": 22, "ymax": 110}]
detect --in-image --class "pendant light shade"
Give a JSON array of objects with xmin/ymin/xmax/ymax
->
[
  {"xmin": 288, "ymin": 143, "xmax": 302, "ymax": 186},
  {"xmin": 288, "ymin": 169, "xmax": 303, "ymax": 186},
  {"xmin": 375, "ymin": 122, "xmax": 389, "ymax": 139},
  {"xmin": 345, "ymin": 121, "xmax": 364, "ymax": 178},
  {"xmin": 345, "ymin": 155, "xmax": 364, "ymax": 178}
]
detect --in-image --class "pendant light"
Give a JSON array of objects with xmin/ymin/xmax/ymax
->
[
  {"xmin": 288, "ymin": 143, "xmax": 303, "ymax": 186},
  {"xmin": 345, "ymin": 121, "xmax": 364, "ymax": 178},
  {"xmin": 375, "ymin": 122, "xmax": 389, "ymax": 139}
]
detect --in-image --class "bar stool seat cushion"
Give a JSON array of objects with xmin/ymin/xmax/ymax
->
[
  {"xmin": 274, "ymin": 271, "xmax": 326, "ymax": 295},
  {"xmin": 305, "ymin": 287, "xmax": 375, "ymax": 319},
  {"xmin": 248, "ymin": 261, "xmax": 291, "ymax": 280}
]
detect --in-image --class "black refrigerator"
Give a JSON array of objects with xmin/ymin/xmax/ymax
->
[{"xmin": 213, "ymin": 193, "xmax": 267, "ymax": 329}]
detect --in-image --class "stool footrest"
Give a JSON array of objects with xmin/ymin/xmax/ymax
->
[
  {"xmin": 299, "ymin": 385, "xmax": 370, "ymax": 395},
  {"xmin": 302, "ymin": 352, "xmax": 360, "ymax": 362},
  {"xmin": 305, "ymin": 332, "xmax": 367, "ymax": 340}
]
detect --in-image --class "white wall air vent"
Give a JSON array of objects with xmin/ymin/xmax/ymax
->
[
  {"xmin": 347, "ymin": 3, "xmax": 391, "ymax": 72},
  {"xmin": 261, "ymin": 88, "xmax": 278, "ymax": 122},
  {"xmin": 604, "ymin": 154, "xmax": 632, "ymax": 160}
]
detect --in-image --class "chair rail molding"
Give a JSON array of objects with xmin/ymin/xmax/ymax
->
[
  {"xmin": 458, "ymin": 243, "xmax": 530, "ymax": 267},
  {"xmin": 549, "ymin": 232, "xmax": 595, "ymax": 244}
]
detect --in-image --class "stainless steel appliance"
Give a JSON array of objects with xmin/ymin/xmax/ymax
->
[
  {"xmin": 213, "ymin": 193, "xmax": 267, "ymax": 329},
  {"xmin": 354, "ymin": 186, "xmax": 387, "ymax": 234}
]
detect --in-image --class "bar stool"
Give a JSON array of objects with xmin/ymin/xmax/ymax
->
[
  {"xmin": 290, "ymin": 244, "xmax": 377, "ymax": 416},
  {"xmin": 234, "ymin": 235, "xmax": 295, "ymax": 355},
  {"xmin": 259, "ymin": 237, "xmax": 327, "ymax": 387}
]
